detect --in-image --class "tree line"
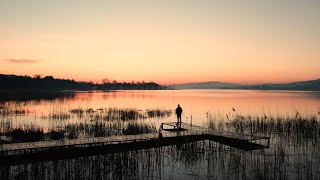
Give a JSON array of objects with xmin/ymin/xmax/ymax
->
[{"xmin": 0, "ymin": 74, "xmax": 167, "ymax": 90}]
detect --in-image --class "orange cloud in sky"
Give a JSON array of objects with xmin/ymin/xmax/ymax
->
[{"xmin": 6, "ymin": 58, "xmax": 40, "ymax": 63}]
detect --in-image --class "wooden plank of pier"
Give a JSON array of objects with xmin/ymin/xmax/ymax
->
[
  {"xmin": 0, "ymin": 131, "xmax": 209, "ymax": 166},
  {"xmin": 0, "ymin": 122, "xmax": 270, "ymax": 166},
  {"xmin": 0, "ymin": 130, "xmax": 203, "ymax": 152},
  {"xmin": 161, "ymin": 122, "xmax": 270, "ymax": 148}
]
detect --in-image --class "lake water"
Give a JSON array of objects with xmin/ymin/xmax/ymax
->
[
  {"xmin": 1, "ymin": 90, "xmax": 320, "ymax": 179},
  {"xmin": 1, "ymin": 90, "xmax": 319, "ymax": 129}
]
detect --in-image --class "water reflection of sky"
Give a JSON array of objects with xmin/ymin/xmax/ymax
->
[
  {"xmin": 1, "ymin": 90, "xmax": 320, "ymax": 180},
  {"xmin": 92, "ymin": 90, "xmax": 320, "ymax": 119},
  {"xmin": 1, "ymin": 90, "xmax": 319, "ymax": 128}
]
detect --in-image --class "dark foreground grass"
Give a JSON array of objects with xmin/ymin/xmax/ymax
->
[
  {"xmin": 123, "ymin": 121, "xmax": 157, "ymax": 135},
  {"xmin": 2, "ymin": 139, "xmax": 320, "ymax": 179},
  {"xmin": 5, "ymin": 128, "xmax": 45, "ymax": 142},
  {"xmin": 207, "ymin": 111, "xmax": 320, "ymax": 148},
  {"xmin": 1, "ymin": 120, "xmax": 157, "ymax": 143}
]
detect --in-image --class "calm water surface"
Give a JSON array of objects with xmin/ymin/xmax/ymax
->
[
  {"xmin": 1, "ymin": 90, "xmax": 320, "ymax": 179},
  {"xmin": 1, "ymin": 90, "xmax": 319, "ymax": 129}
]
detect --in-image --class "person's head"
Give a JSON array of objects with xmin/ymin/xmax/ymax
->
[{"xmin": 178, "ymin": 104, "xmax": 180, "ymax": 107}]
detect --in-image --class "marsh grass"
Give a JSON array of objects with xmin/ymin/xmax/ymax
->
[
  {"xmin": 104, "ymin": 108, "xmax": 144, "ymax": 120},
  {"xmin": 0, "ymin": 120, "xmax": 11, "ymax": 135},
  {"xmin": 0, "ymin": 102, "xmax": 32, "ymax": 116},
  {"xmin": 62, "ymin": 120, "xmax": 157, "ymax": 137},
  {"xmin": 207, "ymin": 111, "xmax": 320, "ymax": 138},
  {"xmin": 0, "ymin": 119, "xmax": 157, "ymax": 143},
  {"xmin": 2, "ymin": 128, "xmax": 320, "ymax": 179},
  {"xmin": 204, "ymin": 110, "xmax": 320, "ymax": 179},
  {"xmin": 47, "ymin": 113, "xmax": 71, "ymax": 120},
  {"xmin": 123, "ymin": 121, "xmax": 157, "ymax": 135},
  {"xmin": 0, "ymin": 105, "xmax": 171, "ymax": 143},
  {"xmin": 229, "ymin": 114, "xmax": 320, "ymax": 138},
  {"xmin": 66, "ymin": 125, "xmax": 79, "ymax": 139},
  {"xmin": 146, "ymin": 108, "xmax": 172, "ymax": 118},
  {"xmin": 0, "ymin": 102, "xmax": 172, "ymax": 122},
  {"xmin": 70, "ymin": 108, "xmax": 84, "ymax": 118},
  {"xmin": 1, "ymin": 96, "xmax": 320, "ymax": 179},
  {"xmin": 47, "ymin": 129, "xmax": 65, "ymax": 140},
  {"xmin": 61, "ymin": 121, "xmax": 119, "ymax": 138},
  {"xmin": 0, "ymin": 141, "xmax": 239, "ymax": 179},
  {"xmin": 0, "ymin": 108, "xmax": 30, "ymax": 115},
  {"xmin": 68, "ymin": 107, "xmax": 171, "ymax": 121},
  {"xmin": 5, "ymin": 127, "xmax": 45, "ymax": 142}
]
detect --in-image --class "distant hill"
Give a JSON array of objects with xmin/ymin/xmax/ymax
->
[
  {"xmin": 173, "ymin": 81, "xmax": 241, "ymax": 89},
  {"xmin": 241, "ymin": 79, "xmax": 320, "ymax": 91},
  {"xmin": 173, "ymin": 79, "xmax": 320, "ymax": 91},
  {"xmin": 0, "ymin": 74, "xmax": 166, "ymax": 91}
]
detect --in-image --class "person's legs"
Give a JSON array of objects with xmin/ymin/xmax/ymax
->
[{"xmin": 178, "ymin": 115, "xmax": 181, "ymax": 127}]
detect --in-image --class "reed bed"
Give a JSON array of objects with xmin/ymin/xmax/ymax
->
[
  {"xmin": 7, "ymin": 140, "xmax": 317, "ymax": 180},
  {"xmin": 46, "ymin": 130, "xmax": 65, "ymax": 140},
  {"xmin": 69, "ymin": 107, "xmax": 172, "ymax": 120},
  {"xmin": 0, "ymin": 108, "xmax": 31, "ymax": 115},
  {"xmin": 1, "ymin": 120, "xmax": 157, "ymax": 143},
  {"xmin": 0, "ymin": 102, "xmax": 32, "ymax": 115},
  {"xmin": 2, "ymin": 121, "xmax": 320, "ymax": 179},
  {"xmin": 47, "ymin": 113, "xmax": 71, "ymax": 120},
  {"xmin": 123, "ymin": 121, "xmax": 157, "ymax": 135},
  {"xmin": 5, "ymin": 127, "xmax": 45, "ymax": 142},
  {"xmin": 0, "ymin": 103, "xmax": 172, "ymax": 121},
  {"xmin": 204, "ymin": 111, "xmax": 320, "ymax": 179},
  {"xmin": 62, "ymin": 120, "xmax": 157, "ymax": 138},
  {"xmin": 0, "ymin": 105, "xmax": 170, "ymax": 143},
  {"xmin": 146, "ymin": 108, "xmax": 172, "ymax": 118},
  {"xmin": 207, "ymin": 111, "xmax": 320, "ymax": 140}
]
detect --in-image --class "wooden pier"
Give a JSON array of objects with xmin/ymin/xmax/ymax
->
[
  {"xmin": 161, "ymin": 122, "xmax": 270, "ymax": 150},
  {"xmin": 0, "ymin": 122, "xmax": 270, "ymax": 166}
]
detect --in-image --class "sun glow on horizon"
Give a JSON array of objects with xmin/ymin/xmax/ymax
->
[{"xmin": 1, "ymin": 0, "xmax": 319, "ymax": 84}]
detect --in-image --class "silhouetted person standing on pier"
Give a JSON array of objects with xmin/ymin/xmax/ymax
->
[{"xmin": 176, "ymin": 104, "xmax": 183, "ymax": 127}]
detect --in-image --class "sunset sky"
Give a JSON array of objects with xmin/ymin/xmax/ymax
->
[{"xmin": 0, "ymin": 0, "xmax": 319, "ymax": 85}]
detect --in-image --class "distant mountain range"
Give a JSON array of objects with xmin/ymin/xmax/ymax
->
[
  {"xmin": 173, "ymin": 81, "xmax": 240, "ymax": 89},
  {"xmin": 173, "ymin": 78, "xmax": 320, "ymax": 91}
]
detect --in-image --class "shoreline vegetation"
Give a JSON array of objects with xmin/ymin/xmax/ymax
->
[
  {"xmin": 2, "ymin": 74, "xmax": 320, "ymax": 92},
  {"xmin": 0, "ymin": 74, "xmax": 168, "ymax": 92}
]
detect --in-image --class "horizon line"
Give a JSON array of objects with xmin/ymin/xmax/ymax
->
[{"xmin": 1, "ymin": 73, "xmax": 319, "ymax": 86}]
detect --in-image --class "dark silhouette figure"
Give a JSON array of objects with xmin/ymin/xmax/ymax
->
[{"xmin": 176, "ymin": 104, "xmax": 183, "ymax": 127}]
